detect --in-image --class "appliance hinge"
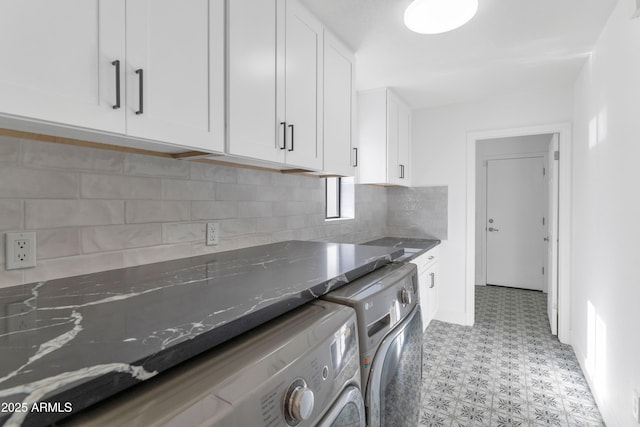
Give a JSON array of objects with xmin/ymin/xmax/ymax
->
[
  {"xmin": 554, "ymin": 150, "xmax": 560, "ymax": 160},
  {"xmin": 542, "ymin": 217, "xmax": 545, "ymax": 226},
  {"xmin": 542, "ymin": 266, "xmax": 545, "ymax": 275},
  {"xmin": 543, "ymin": 167, "xmax": 546, "ymax": 176}
]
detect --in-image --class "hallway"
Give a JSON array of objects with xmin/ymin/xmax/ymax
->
[{"xmin": 419, "ymin": 285, "xmax": 604, "ymax": 426}]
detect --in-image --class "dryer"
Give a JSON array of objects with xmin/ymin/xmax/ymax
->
[
  {"xmin": 62, "ymin": 300, "xmax": 365, "ymax": 427},
  {"xmin": 321, "ymin": 262, "xmax": 423, "ymax": 427}
]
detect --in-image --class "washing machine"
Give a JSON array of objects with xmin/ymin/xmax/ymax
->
[
  {"xmin": 62, "ymin": 300, "xmax": 365, "ymax": 427},
  {"xmin": 321, "ymin": 262, "xmax": 423, "ymax": 427}
]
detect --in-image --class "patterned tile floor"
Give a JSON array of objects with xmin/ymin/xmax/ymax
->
[{"xmin": 420, "ymin": 285, "xmax": 604, "ymax": 427}]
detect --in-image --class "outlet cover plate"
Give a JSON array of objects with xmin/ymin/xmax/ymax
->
[
  {"xmin": 5, "ymin": 231, "xmax": 37, "ymax": 270},
  {"xmin": 206, "ymin": 223, "xmax": 219, "ymax": 246}
]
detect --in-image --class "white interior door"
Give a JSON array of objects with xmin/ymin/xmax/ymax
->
[
  {"xmin": 547, "ymin": 134, "xmax": 560, "ymax": 334},
  {"xmin": 486, "ymin": 157, "xmax": 546, "ymax": 290}
]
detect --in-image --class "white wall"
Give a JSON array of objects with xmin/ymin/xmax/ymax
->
[
  {"xmin": 412, "ymin": 87, "xmax": 573, "ymax": 325},
  {"xmin": 571, "ymin": 0, "xmax": 640, "ymax": 425}
]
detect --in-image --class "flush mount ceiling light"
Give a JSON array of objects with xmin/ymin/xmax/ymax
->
[{"xmin": 404, "ymin": 0, "xmax": 478, "ymax": 34}]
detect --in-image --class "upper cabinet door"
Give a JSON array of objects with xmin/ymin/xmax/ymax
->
[
  {"xmin": 283, "ymin": 0, "xmax": 323, "ymax": 170},
  {"xmin": 357, "ymin": 88, "xmax": 411, "ymax": 186},
  {"xmin": 398, "ymin": 102, "xmax": 411, "ymax": 186},
  {"xmin": 227, "ymin": 0, "xmax": 285, "ymax": 164},
  {"xmin": 323, "ymin": 31, "xmax": 356, "ymax": 177},
  {"xmin": 386, "ymin": 94, "xmax": 401, "ymax": 185},
  {"xmin": 125, "ymin": 0, "xmax": 224, "ymax": 152},
  {"xmin": 0, "ymin": 0, "xmax": 126, "ymax": 133},
  {"xmin": 227, "ymin": 0, "xmax": 323, "ymax": 170}
]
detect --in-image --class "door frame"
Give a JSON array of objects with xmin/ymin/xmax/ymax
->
[
  {"xmin": 465, "ymin": 123, "xmax": 572, "ymax": 344},
  {"xmin": 479, "ymin": 152, "xmax": 549, "ymax": 289}
]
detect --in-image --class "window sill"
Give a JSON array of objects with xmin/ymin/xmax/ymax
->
[{"xmin": 324, "ymin": 217, "xmax": 354, "ymax": 223}]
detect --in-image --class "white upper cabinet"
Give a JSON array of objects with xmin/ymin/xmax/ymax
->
[
  {"xmin": 323, "ymin": 31, "xmax": 356, "ymax": 177},
  {"xmin": 397, "ymin": 100, "xmax": 411, "ymax": 186},
  {"xmin": 284, "ymin": 0, "xmax": 323, "ymax": 169},
  {"xmin": 228, "ymin": 0, "xmax": 323, "ymax": 170},
  {"xmin": 358, "ymin": 88, "xmax": 411, "ymax": 186},
  {"xmin": 0, "ymin": 0, "xmax": 126, "ymax": 133},
  {"xmin": 126, "ymin": 0, "xmax": 224, "ymax": 152},
  {"xmin": 0, "ymin": 0, "xmax": 224, "ymax": 153},
  {"xmin": 227, "ymin": 0, "xmax": 282, "ymax": 163}
]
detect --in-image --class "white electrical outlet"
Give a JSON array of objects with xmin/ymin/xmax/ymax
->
[
  {"xmin": 5, "ymin": 232, "xmax": 37, "ymax": 270},
  {"xmin": 206, "ymin": 223, "xmax": 219, "ymax": 246},
  {"xmin": 633, "ymin": 389, "xmax": 640, "ymax": 424}
]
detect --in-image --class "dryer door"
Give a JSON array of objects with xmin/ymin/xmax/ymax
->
[
  {"xmin": 317, "ymin": 386, "xmax": 365, "ymax": 427},
  {"xmin": 367, "ymin": 306, "xmax": 423, "ymax": 427}
]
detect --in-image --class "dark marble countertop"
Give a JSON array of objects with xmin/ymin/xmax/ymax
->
[
  {"xmin": 362, "ymin": 237, "xmax": 441, "ymax": 261},
  {"xmin": 0, "ymin": 241, "xmax": 401, "ymax": 427}
]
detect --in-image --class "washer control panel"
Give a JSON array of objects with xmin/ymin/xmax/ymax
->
[
  {"xmin": 251, "ymin": 309, "xmax": 358, "ymax": 427},
  {"xmin": 63, "ymin": 301, "xmax": 360, "ymax": 427}
]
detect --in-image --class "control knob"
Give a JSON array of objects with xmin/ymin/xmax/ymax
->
[
  {"xmin": 400, "ymin": 287, "xmax": 413, "ymax": 305},
  {"xmin": 284, "ymin": 379, "xmax": 314, "ymax": 425}
]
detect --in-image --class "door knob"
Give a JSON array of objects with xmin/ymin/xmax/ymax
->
[
  {"xmin": 544, "ymin": 236, "xmax": 550, "ymax": 242},
  {"xmin": 488, "ymin": 227, "xmax": 499, "ymax": 232}
]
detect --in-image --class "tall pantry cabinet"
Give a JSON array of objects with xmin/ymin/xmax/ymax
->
[
  {"xmin": 227, "ymin": 0, "xmax": 324, "ymax": 170},
  {"xmin": 0, "ymin": 0, "xmax": 224, "ymax": 153}
]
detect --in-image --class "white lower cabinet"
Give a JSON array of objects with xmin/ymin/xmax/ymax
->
[{"xmin": 412, "ymin": 247, "xmax": 439, "ymax": 330}]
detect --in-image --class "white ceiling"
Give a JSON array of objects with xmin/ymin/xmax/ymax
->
[{"xmin": 299, "ymin": 0, "xmax": 619, "ymax": 110}]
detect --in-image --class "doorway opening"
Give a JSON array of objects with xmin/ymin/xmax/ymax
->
[
  {"xmin": 465, "ymin": 124, "xmax": 572, "ymax": 344},
  {"xmin": 476, "ymin": 134, "xmax": 559, "ymax": 335}
]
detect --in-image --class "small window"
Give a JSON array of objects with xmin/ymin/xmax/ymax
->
[
  {"xmin": 325, "ymin": 176, "xmax": 354, "ymax": 221},
  {"xmin": 326, "ymin": 177, "xmax": 341, "ymax": 219}
]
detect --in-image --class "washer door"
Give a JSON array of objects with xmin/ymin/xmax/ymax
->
[
  {"xmin": 367, "ymin": 306, "xmax": 423, "ymax": 427},
  {"xmin": 317, "ymin": 386, "xmax": 365, "ymax": 427}
]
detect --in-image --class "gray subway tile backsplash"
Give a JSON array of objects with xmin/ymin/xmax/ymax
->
[
  {"xmin": 0, "ymin": 136, "xmax": 20, "ymax": 164},
  {"xmin": 124, "ymin": 153, "xmax": 191, "ymax": 178},
  {"xmin": 0, "ymin": 166, "xmax": 78, "ymax": 199},
  {"xmin": 162, "ymin": 179, "xmax": 217, "ymax": 201},
  {"xmin": 125, "ymin": 200, "xmax": 191, "ymax": 223},
  {"xmin": 0, "ymin": 199, "xmax": 23, "ymax": 230},
  {"xmin": 386, "ymin": 186, "xmax": 448, "ymax": 240},
  {"xmin": 22, "ymin": 139, "xmax": 123, "ymax": 173},
  {"xmin": 0, "ymin": 135, "xmax": 447, "ymax": 288},
  {"xmin": 81, "ymin": 224, "xmax": 163, "ymax": 254},
  {"xmin": 25, "ymin": 200, "xmax": 125, "ymax": 229}
]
